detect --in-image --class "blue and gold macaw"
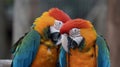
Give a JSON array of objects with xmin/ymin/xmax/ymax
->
[
  {"xmin": 11, "ymin": 8, "xmax": 71, "ymax": 67},
  {"xmin": 58, "ymin": 19, "xmax": 110, "ymax": 67}
]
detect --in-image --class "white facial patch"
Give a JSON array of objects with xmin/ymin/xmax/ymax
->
[
  {"xmin": 50, "ymin": 20, "xmax": 63, "ymax": 33},
  {"xmin": 54, "ymin": 20, "xmax": 63, "ymax": 30},
  {"xmin": 61, "ymin": 34, "xmax": 69, "ymax": 52},
  {"xmin": 69, "ymin": 28, "xmax": 81, "ymax": 37},
  {"xmin": 50, "ymin": 26, "xmax": 59, "ymax": 33},
  {"xmin": 69, "ymin": 28, "xmax": 83, "ymax": 45}
]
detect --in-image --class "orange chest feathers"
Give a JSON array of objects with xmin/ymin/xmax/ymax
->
[
  {"xmin": 66, "ymin": 46, "xmax": 98, "ymax": 67},
  {"xmin": 31, "ymin": 44, "xmax": 59, "ymax": 67}
]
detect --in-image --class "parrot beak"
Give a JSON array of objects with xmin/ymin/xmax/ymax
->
[
  {"xmin": 67, "ymin": 36, "xmax": 78, "ymax": 49},
  {"xmin": 68, "ymin": 36, "xmax": 84, "ymax": 50},
  {"xmin": 49, "ymin": 26, "xmax": 61, "ymax": 44},
  {"xmin": 50, "ymin": 32, "xmax": 61, "ymax": 44}
]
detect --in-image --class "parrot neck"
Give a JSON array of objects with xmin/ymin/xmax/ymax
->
[
  {"xmin": 40, "ymin": 27, "xmax": 51, "ymax": 40},
  {"xmin": 40, "ymin": 39, "xmax": 55, "ymax": 48},
  {"xmin": 38, "ymin": 27, "xmax": 56, "ymax": 47},
  {"xmin": 80, "ymin": 27, "xmax": 97, "ymax": 51}
]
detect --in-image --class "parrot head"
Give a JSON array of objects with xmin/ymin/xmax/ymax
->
[
  {"xmin": 59, "ymin": 19, "xmax": 95, "ymax": 52},
  {"xmin": 48, "ymin": 8, "xmax": 71, "ymax": 44},
  {"xmin": 34, "ymin": 8, "xmax": 71, "ymax": 44}
]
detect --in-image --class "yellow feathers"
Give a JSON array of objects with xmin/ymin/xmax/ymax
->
[
  {"xmin": 31, "ymin": 44, "xmax": 58, "ymax": 67},
  {"xmin": 66, "ymin": 47, "xmax": 97, "ymax": 67},
  {"xmin": 34, "ymin": 12, "xmax": 55, "ymax": 35},
  {"xmin": 80, "ymin": 27, "xmax": 97, "ymax": 51}
]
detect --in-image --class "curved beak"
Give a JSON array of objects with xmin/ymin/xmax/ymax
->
[
  {"xmin": 71, "ymin": 36, "xmax": 83, "ymax": 46},
  {"xmin": 69, "ymin": 36, "xmax": 84, "ymax": 50},
  {"xmin": 50, "ymin": 26, "xmax": 61, "ymax": 44},
  {"xmin": 50, "ymin": 32, "xmax": 60, "ymax": 44}
]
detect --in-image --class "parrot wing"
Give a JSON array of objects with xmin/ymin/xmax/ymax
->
[
  {"xmin": 59, "ymin": 47, "xmax": 67, "ymax": 67},
  {"xmin": 11, "ymin": 30, "xmax": 41, "ymax": 67},
  {"xmin": 96, "ymin": 35, "xmax": 110, "ymax": 67},
  {"xmin": 11, "ymin": 32, "xmax": 28, "ymax": 54}
]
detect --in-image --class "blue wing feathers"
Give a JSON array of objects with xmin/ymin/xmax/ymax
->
[
  {"xmin": 12, "ymin": 30, "xmax": 40, "ymax": 67},
  {"xmin": 59, "ymin": 47, "xmax": 67, "ymax": 67},
  {"xmin": 96, "ymin": 35, "xmax": 110, "ymax": 67}
]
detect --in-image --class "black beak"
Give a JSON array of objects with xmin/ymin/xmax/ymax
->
[
  {"xmin": 50, "ymin": 32, "xmax": 61, "ymax": 44},
  {"xmin": 67, "ymin": 36, "xmax": 85, "ymax": 50},
  {"xmin": 67, "ymin": 36, "xmax": 78, "ymax": 49}
]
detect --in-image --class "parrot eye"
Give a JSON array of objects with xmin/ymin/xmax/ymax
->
[
  {"xmin": 54, "ymin": 20, "xmax": 63, "ymax": 30},
  {"xmin": 59, "ymin": 22, "xmax": 61, "ymax": 24},
  {"xmin": 69, "ymin": 28, "xmax": 81, "ymax": 37}
]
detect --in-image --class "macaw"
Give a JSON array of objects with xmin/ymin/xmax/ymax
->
[
  {"xmin": 58, "ymin": 19, "xmax": 110, "ymax": 67},
  {"xmin": 11, "ymin": 8, "xmax": 71, "ymax": 67}
]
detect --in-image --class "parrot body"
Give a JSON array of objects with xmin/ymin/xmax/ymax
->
[
  {"xmin": 12, "ymin": 8, "xmax": 71, "ymax": 67},
  {"xmin": 60, "ymin": 47, "xmax": 97, "ymax": 67},
  {"xmin": 12, "ymin": 11, "xmax": 58, "ymax": 67},
  {"xmin": 59, "ymin": 19, "xmax": 110, "ymax": 67},
  {"xmin": 31, "ymin": 44, "xmax": 58, "ymax": 67},
  {"xmin": 31, "ymin": 27, "xmax": 59, "ymax": 67},
  {"xmin": 31, "ymin": 8, "xmax": 71, "ymax": 67},
  {"xmin": 12, "ymin": 30, "xmax": 41, "ymax": 67}
]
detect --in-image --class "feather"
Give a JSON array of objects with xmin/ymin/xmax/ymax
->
[
  {"xmin": 59, "ymin": 47, "xmax": 67, "ymax": 67},
  {"xmin": 11, "ymin": 32, "xmax": 28, "ymax": 54},
  {"xmin": 96, "ymin": 35, "xmax": 110, "ymax": 67},
  {"xmin": 61, "ymin": 34, "xmax": 69, "ymax": 52},
  {"xmin": 12, "ymin": 30, "xmax": 41, "ymax": 67}
]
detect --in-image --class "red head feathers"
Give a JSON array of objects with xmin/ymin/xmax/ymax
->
[
  {"xmin": 49, "ymin": 8, "xmax": 71, "ymax": 23},
  {"xmin": 60, "ymin": 19, "xmax": 93, "ymax": 34}
]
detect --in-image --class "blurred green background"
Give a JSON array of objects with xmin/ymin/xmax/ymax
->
[{"xmin": 0, "ymin": 0, "xmax": 120, "ymax": 67}]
